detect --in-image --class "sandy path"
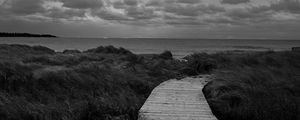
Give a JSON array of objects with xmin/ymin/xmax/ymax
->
[{"xmin": 138, "ymin": 76, "xmax": 218, "ymax": 120}]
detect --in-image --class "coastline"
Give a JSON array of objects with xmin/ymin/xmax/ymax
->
[
  {"xmin": 0, "ymin": 37, "xmax": 299, "ymax": 58},
  {"xmin": 0, "ymin": 32, "xmax": 57, "ymax": 38}
]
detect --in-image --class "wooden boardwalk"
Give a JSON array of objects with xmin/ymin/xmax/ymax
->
[{"xmin": 138, "ymin": 76, "xmax": 218, "ymax": 120}]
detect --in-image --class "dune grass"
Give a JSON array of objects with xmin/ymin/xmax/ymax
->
[
  {"xmin": 0, "ymin": 44, "xmax": 299, "ymax": 120},
  {"xmin": 184, "ymin": 51, "xmax": 300, "ymax": 120},
  {"xmin": 0, "ymin": 44, "xmax": 185, "ymax": 120}
]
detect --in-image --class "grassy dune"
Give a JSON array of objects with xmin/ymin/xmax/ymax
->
[
  {"xmin": 0, "ymin": 44, "xmax": 299, "ymax": 120},
  {"xmin": 185, "ymin": 51, "xmax": 300, "ymax": 120},
  {"xmin": 0, "ymin": 44, "xmax": 187, "ymax": 120}
]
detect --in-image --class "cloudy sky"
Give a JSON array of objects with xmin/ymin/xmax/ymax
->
[{"xmin": 0, "ymin": 0, "xmax": 300, "ymax": 39}]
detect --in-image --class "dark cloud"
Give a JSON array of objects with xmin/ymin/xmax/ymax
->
[
  {"xmin": 113, "ymin": 1, "xmax": 126, "ymax": 9},
  {"xmin": 60, "ymin": 0, "xmax": 103, "ymax": 9},
  {"xmin": 145, "ymin": 0, "xmax": 162, "ymax": 7},
  {"xmin": 226, "ymin": 7, "xmax": 268, "ymax": 20},
  {"xmin": 0, "ymin": 0, "xmax": 300, "ymax": 39},
  {"xmin": 164, "ymin": 4, "xmax": 201, "ymax": 16},
  {"xmin": 44, "ymin": 8, "xmax": 86, "ymax": 19},
  {"xmin": 123, "ymin": 0, "xmax": 138, "ymax": 6},
  {"xmin": 270, "ymin": 0, "xmax": 300, "ymax": 13},
  {"xmin": 199, "ymin": 4, "xmax": 225, "ymax": 14},
  {"xmin": 93, "ymin": 10, "xmax": 129, "ymax": 21},
  {"xmin": 103, "ymin": 1, "xmax": 157, "ymax": 21},
  {"xmin": 164, "ymin": 4, "xmax": 224, "ymax": 17},
  {"xmin": 4, "ymin": 0, "xmax": 45, "ymax": 15},
  {"xmin": 221, "ymin": 0, "xmax": 250, "ymax": 4},
  {"xmin": 164, "ymin": 18, "xmax": 205, "ymax": 25},
  {"xmin": 1, "ymin": 0, "xmax": 299, "ymax": 25},
  {"xmin": 223, "ymin": 0, "xmax": 300, "ymax": 25},
  {"xmin": 126, "ymin": 6, "xmax": 156, "ymax": 19},
  {"xmin": 176, "ymin": 0, "xmax": 202, "ymax": 4},
  {"xmin": 112, "ymin": 0, "xmax": 139, "ymax": 9},
  {"xmin": 204, "ymin": 16, "xmax": 237, "ymax": 25}
]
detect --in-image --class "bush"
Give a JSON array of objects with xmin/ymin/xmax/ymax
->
[
  {"xmin": 63, "ymin": 49, "xmax": 81, "ymax": 54},
  {"xmin": 23, "ymin": 55, "xmax": 61, "ymax": 65},
  {"xmin": 159, "ymin": 51, "xmax": 173, "ymax": 59},
  {"xmin": 0, "ymin": 63, "xmax": 146, "ymax": 120},
  {"xmin": 0, "ymin": 44, "xmax": 55, "ymax": 55},
  {"xmin": 0, "ymin": 62, "xmax": 33, "ymax": 92},
  {"xmin": 85, "ymin": 46, "xmax": 132, "ymax": 55},
  {"xmin": 6, "ymin": 44, "xmax": 300, "ymax": 120},
  {"xmin": 204, "ymin": 68, "xmax": 299, "ymax": 120},
  {"xmin": 23, "ymin": 54, "xmax": 105, "ymax": 66},
  {"xmin": 202, "ymin": 51, "xmax": 300, "ymax": 120},
  {"xmin": 0, "ymin": 44, "xmax": 185, "ymax": 120},
  {"xmin": 0, "ymin": 44, "xmax": 55, "ymax": 61},
  {"xmin": 32, "ymin": 46, "xmax": 55, "ymax": 54},
  {"xmin": 182, "ymin": 53, "xmax": 217, "ymax": 74}
]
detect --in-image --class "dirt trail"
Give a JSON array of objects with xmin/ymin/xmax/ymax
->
[{"xmin": 138, "ymin": 76, "xmax": 218, "ymax": 120}]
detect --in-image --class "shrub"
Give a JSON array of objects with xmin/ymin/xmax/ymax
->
[
  {"xmin": 204, "ymin": 68, "xmax": 299, "ymax": 120},
  {"xmin": 85, "ymin": 46, "xmax": 132, "ymax": 55},
  {"xmin": 32, "ymin": 46, "xmax": 55, "ymax": 54},
  {"xmin": 23, "ymin": 54, "xmax": 105, "ymax": 66},
  {"xmin": 0, "ymin": 63, "xmax": 146, "ymax": 120},
  {"xmin": 7, "ymin": 44, "xmax": 300, "ymax": 120},
  {"xmin": 23, "ymin": 55, "xmax": 62, "ymax": 65},
  {"xmin": 63, "ymin": 49, "xmax": 81, "ymax": 54},
  {"xmin": 202, "ymin": 51, "xmax": 300, "ymax": 120},
  {"xmin": 0, "ymin": 44, "xmax": 55, "ymax": 55},
  {"xmin": 182, "ymin": 53, "xmax": 217, "ymax": 74},
  {"xmin": 0, "ymin": 44, "xmax": 55, "ymax": 61},
  {"xmin": 0, "ymin": 62, "xmax": 33, "ymax": 92},
  {"xmin": 0, "ymin": 44, "xmax": 184, "ymax": 120},
  {"xmin": 159, "ymin": 51, "xmax": 173, "ymax": 59}
]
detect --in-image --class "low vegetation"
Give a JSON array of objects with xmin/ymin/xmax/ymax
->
[
  {"xmin": 185, "ymin": 51, "xmax": 300, "ymax": 120},
  {"xmin": 0, "ymin": 44, "xmax": 299, "ymax": 120},
  {"xmin": 0, "ymin": 44, "xmax": 187, "ymax": 120}
]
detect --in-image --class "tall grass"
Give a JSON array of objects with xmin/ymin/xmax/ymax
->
[
  {"xmin": 1, "ymin": 44, "xmax": 299, "ymax": 120},
  {"xmin": 187, "ymin": 51, "xmax": 300, "ymax": 120},
  {"xmin": 0, "ymin": 44, "xmax": 184, "ymax": 120}
]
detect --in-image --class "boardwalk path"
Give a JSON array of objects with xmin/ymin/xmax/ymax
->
[{"xmin": 138, "ymin": 76, "xmax": 218, "ymax": 120}]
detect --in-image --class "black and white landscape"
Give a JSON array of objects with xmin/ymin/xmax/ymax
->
[{"xmin": 0, "ymin": 0, "xmax": 299, "ymax": 120}]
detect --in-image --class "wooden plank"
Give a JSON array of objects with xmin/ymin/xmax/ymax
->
[{"xmin": 138, "ymin": 76, "xmax": 218, "ymax": 120}]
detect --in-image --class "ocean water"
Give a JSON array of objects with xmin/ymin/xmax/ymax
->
[{"xmin": 0, "ymin": 37, "xmax": 300, "ymax": 58}]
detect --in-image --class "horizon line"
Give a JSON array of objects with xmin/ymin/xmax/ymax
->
[{"xmin": 60, "ymin": 36, "xmax": 300, "ymax": 41}]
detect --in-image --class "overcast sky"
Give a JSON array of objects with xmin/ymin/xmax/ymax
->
[{"xmin": 0, "ymin": 0, "xmax": 300, "ymax": 39}]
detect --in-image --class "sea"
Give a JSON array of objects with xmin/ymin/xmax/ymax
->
[{"xmin": 1, "ymin": 37, "xmax": 300, "ymax": 58}]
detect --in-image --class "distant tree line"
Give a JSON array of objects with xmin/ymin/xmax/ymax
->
[{"xmin": 0, "ymin": 32, "xmax": 57, "ymax": 37}]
